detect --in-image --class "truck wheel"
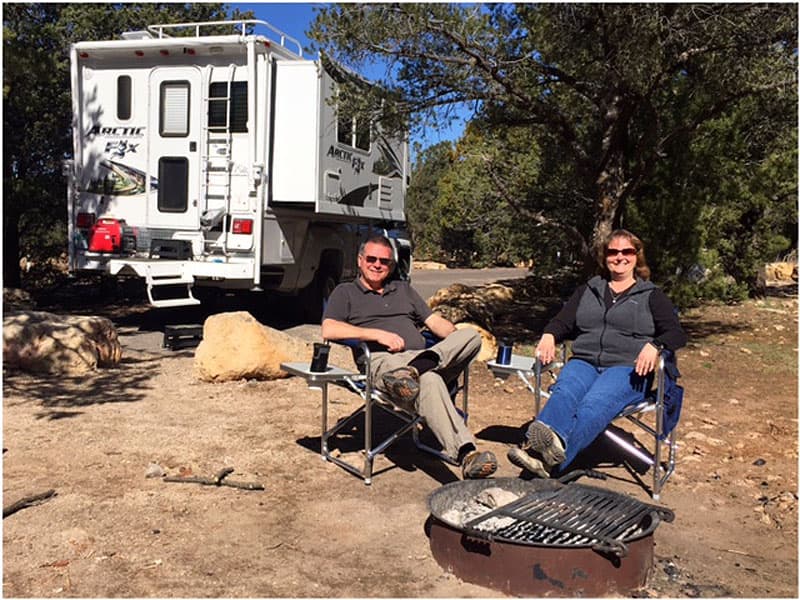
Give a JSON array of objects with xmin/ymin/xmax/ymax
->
[
  {"xmin": 193, "ymin": 286, "xmax": 224, "ymax": 310},
  {"xmin": 301, "ymin": 267, "xmax": 337, "ymax": 323}
]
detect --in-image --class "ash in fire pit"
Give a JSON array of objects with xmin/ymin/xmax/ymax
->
[{"xmin": 440, "ymin": 487, "xmax": 522, "ymax": 531}]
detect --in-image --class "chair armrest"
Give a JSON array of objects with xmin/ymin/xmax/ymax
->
[{"xmin": 327, "ymin": 339, "xmax": 372, "ymax": 375}]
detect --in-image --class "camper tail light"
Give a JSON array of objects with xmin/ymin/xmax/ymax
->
[
  {"xmin": 76, "ymin": 212, "xmax": 96, "ymax": 229},
  {"xmin": 79, "ymin": 52, "xmax": 89, "ymax": 58},
  {"xmin": 232, "ymin": 218, "xmax": 253, "ymax": 235}
]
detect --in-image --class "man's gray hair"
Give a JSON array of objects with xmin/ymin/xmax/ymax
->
[{"xmin": 358, "ymin": 234, "xmax": 393, "ymax": 256}]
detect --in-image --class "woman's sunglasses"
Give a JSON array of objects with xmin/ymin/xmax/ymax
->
[
  {"xmin": 363, "ymin": 255, "xmax": 393, "ymax": 266},
  {"xmin": 605, "ymin": 247, "xmax": 637, "ymax": 257}
]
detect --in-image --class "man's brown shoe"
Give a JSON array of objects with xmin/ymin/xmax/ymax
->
[
  {"xmin": 461, "ymin": 450, "xmax": 498, "ymax": 479},
  {"xmin": 382, "ymin": 366, "xmax": 420, "ymax": 403}
]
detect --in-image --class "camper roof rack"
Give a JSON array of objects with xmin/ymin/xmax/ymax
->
[{"xmin": 144, "ymin": 19, "xmax": 302, "ymax": 57}]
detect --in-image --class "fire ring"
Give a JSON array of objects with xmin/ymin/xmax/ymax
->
[{"xmin": 427, "ymin": 476, "xmax": 674, "ymax": 597}]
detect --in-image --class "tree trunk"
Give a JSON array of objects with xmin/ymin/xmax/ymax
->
[
  {"xmin": 591, "ymin": 94, "xmax": 630, "ymax": 270},
  {"xmin": 591, "ymin": 154, "xmax": 627, "ymax": 268},
  {"xmin": 3, "ymin": 211, "xmax": 21, "ymax": 289}
]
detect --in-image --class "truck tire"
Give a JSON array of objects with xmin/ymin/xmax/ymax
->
[{"xmin": 300, "ymin": 266, "xmax": 338, "ymax": 324}]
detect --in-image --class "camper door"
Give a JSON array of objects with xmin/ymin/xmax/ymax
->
[{"xmin": 147, "ymin": 67, "xmax": 201, "ymax": 229}]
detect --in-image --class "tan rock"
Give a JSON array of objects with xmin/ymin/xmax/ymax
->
[
  {"xmin": 412, "ymin": 261, "xmax": 448, "ymax": 270},
  {"xmin": 428, "ymin": 282, "xmax": 515, "ymax": 333},
  {"xmin": 3, "ymin": 288, "xmax": 35, "ymax": 310},
  {"xmin": 765, "ymin": 262, "xmax": 796, "ymax": 281},
  {"xmin": 3, "ymin": 311, "xmax": 121, "ymax": 375},
  {"xmin": 195, "ymin": 311, "xmax": 345, "ymax": 382},
  {"xmin": 454, "ymin": 322, "xmax": 497, "ymax": 362}
]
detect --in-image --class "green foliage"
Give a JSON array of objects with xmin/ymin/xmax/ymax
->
[
  {"xmin": 2, "ymin": 3, "xmax": 252, "ymax": 288},
  {"xmin": 405, "ymin": 141, "xmax": 453, "ymax": 261},
  {"xmin": 311, "ymin": 4, "xmax": 797, "ymax": 298}
]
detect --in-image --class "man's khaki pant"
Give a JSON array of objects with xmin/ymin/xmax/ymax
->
[{"xmin": 368, "ymin": 328, "xmax": 481, "ymax": 459}]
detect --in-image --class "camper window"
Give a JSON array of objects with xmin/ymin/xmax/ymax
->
[
  {"xmin": 337, "ymin": 115, "xmax": 370, "ymax": 151},
  {"xmin": 355, "ymin": 119, "xmax": 370, "ymax": 151},
  {"xmin": 157, "ymin": 157, "xmax": 189, "ymax": 213},
  {"xmin": 337, "ymin": 115, "xmax": 353, "ymax": 146},
  {"xmin": 159, "ymin": 81, "xmax": 190, "ymax": 137},
  {"xmin": 208, "ymin": 82, "xmax": 248, "ymax": 133},
  {"xmin": 117, "ymin": 76, "xmax": 132, "ymax": 121}
]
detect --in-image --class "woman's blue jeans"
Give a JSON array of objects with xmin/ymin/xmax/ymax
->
[{"xmin": 536, "ymin": 358, "xmax": 652, "ymax": 472}]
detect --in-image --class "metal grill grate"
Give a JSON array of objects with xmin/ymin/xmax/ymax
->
[{"xmin": 463, "ymin": 484, "xmax": 673, "ymax": 557}]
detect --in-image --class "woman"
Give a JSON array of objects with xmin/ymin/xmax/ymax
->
[{"xmin": 508, "ymin": 229, "xmax": 687, "ymax": 477}]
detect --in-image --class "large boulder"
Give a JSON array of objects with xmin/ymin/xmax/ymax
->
[
  {"xmin": 194, "ymin": 311, "xmax": 352, "ymax": 382},
  {"xmin": 3, "ymin": 311, "xmax": 122, "ymax": 375},
  {"xmin": 3, "ymin": 288, "xmax": 35, "ymax": 311},
  {"xmin": 454, "ymin": 322, "xmax": 497, "ymax": 363},
  {"xmin": 428, "ymin": 282, "xmax": 515, "ymax": 332}
]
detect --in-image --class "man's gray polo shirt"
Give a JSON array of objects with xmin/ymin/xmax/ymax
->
[{"xmin": 323, "ymin": 278, "xmax": 433, "ymax": 354}]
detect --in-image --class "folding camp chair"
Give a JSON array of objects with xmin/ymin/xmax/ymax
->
[
  {"xmin": 533, "ymin": 349, "xmax": 682, "ymax": 501},
  {"xmin": 283, "ymin": 338, "xmax": 470, "ymax": 485},
  {"xmin": 599, "ymin": 350, "xmax": 683, "ymax": 501},
  {"xmin": 490, "ymin": 347, "xmax": 683, "ymax": 501}
]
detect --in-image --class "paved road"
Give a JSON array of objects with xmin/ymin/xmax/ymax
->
[
  {"xmin": 410, "ymin": 267, "xmax": 529, "ymax": 300},
  {"xmin": 116, "ymin": 267, "xmax": 532, "ymax": 341}
]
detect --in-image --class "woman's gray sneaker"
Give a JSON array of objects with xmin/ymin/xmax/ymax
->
[
  {"xmin": 507, "ymin": 447, "xmax": 551, "ymax": 478},
  {"xmin": 524, "ymin": 421, "xmax": 566, "ymax": 467}
]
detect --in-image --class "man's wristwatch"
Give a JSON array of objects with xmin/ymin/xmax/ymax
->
[{"xmin": 649, "ymin": 339, "xmax": 665, "ymax": 353}]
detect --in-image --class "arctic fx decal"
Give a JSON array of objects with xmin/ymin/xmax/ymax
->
[
  {"xmin": 87, "ymin": 124, "xmax": 145, "ymax": 138},
  {"xmin": 84, "ymin": 160, "xmax": 155, "ymax": 196},
  {"xmin": 326, "ymin": 145, "xmax": 366, "ymax": 174},
  {"xmin": 105, "ymin": 140, "xmax": 140, "ymax": 157},
  {"xmin": 372, "ymin": 136, "xmax": 403, "ymax": 178}
]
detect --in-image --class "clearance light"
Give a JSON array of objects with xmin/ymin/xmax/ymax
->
[
  {"xmin": 135, "ymin": 50, "xmax": 144, "ymax": 57},
  {"xmin": 262, "ymin": 40, "xmax": 271, "ymax": 48},
  {"xmin": 76, "ymin": 212, "xmax": 96, "ymax": 228},
  {"xmin": 183, "ymin": 47, "xmax": 196, "ymax": 55},
  {"xmin": 159, "ymin": 49, "xmax": 169, "ymax": 56},
  {"xmin": 79, "ymin": 52, "xmax": 89, "ymax": 58},
  {"xmin": 232, "ymin": 218, "xmax": 253, "ymax": 235}
]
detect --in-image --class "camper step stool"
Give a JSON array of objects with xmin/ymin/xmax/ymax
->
[{"xmin": 163, "ymin": 325, "xmax": 204, "ymax": 350}]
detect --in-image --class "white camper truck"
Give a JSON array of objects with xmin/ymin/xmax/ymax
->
[{"xmin": 65, "ymin": 19, "xmax": 411, "ymax": 315}]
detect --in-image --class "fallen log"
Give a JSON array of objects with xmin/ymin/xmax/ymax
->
[
  {"xmin": 3, "ymin": 489, "xmax": 57, "ymax": 518},
  {"xmin": 163, "ymin": 467, "xmax": 264, "ymax": 491}
]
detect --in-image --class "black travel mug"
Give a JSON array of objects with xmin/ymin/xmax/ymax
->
[{"xmin": 310, "ymin": 343, "xmax": 330, "ymax": 372}]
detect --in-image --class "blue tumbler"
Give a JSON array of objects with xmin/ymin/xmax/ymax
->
[{"xmin": 496, "ymin": 339, "xmax": 513, "ymax": 365}]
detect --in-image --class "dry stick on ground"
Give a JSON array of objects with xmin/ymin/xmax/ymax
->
[
  {"xmin": 163, "ymin": 467, "xmax": 264, "ymax": 491},
  {"xmin": 3, "ymin": 489, "xmax": 57, "ymax": 518}
]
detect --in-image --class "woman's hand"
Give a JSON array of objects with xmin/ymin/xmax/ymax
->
[
  {"xmin": 635, "ymin": 342, "xmax": 660, "ymax": 376},
  {"xmin": 536, "ymin": 333, "xmax": 557, "ymax": 365}
]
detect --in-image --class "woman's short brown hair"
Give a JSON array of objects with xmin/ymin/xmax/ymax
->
[{"xmin": 602, "ymin": 229, "xmax": 651, "ymax": 281}]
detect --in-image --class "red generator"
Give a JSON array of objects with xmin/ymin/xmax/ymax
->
[{"xmin": 88, "ymin": 217, "xmax": 135, "ymax": 253}]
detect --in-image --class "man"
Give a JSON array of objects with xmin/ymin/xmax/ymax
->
[{"xmin": 321, "ymin": 234, "xmax": 497, "ymax": 479}]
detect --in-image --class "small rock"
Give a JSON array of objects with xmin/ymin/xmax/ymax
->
[
  {"xmin": 145, "ymin": 463, "xmax": 165, "ymax": 478},
  {"xmin": 753, "ymin": 458, "xmax": 767, "ymax": 466}
]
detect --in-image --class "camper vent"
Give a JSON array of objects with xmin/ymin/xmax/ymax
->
[{"xmin": 121, "ymin": 30, "xmax": 154, "ymax": 40}]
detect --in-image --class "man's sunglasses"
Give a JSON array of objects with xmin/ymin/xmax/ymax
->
[
  {"xmin": 363, "ymin": 255, "xmax": 393, "ymax": 266},
  {"xmin": 605, "ymin": 247, "xmax": 637, "ymax": 257}
]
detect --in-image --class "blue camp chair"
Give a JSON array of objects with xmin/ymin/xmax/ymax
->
[
  {"xmin": 322, "ymin": 335, "xmax": 470, "ymax": 484},
  {"xmin": 532, "ymin": 348, "xmax": 683, "ymax": 501}
]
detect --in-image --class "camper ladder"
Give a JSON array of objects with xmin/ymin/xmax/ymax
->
[{"xmin": 201, "ymin": 64, "xmax": 236, "ymax": 255}]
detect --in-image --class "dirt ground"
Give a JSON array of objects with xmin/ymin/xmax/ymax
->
[{"xmin": 2, "ymin": 285, "xmax": 797, "ymax": 597}]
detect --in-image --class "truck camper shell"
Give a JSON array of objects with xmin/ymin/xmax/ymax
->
[{"xmin": 66, "ymin": 20, "xmax": 410, "ymax": 309}]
